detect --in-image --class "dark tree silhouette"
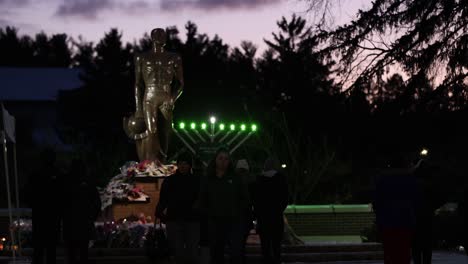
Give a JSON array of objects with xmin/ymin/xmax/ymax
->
[
  {"xmin": 307, "ymin": 0, "xmax": 468, "ymax": 110},
  {"xmin": 2, "ymin": 11, "xmax": 468, "ymax": 203},
  {"xmin": 0, "ymin": 27, "xmax": 34, "ymax": 66},
  {"xmin": 0, "ymin": 27, "xmax": 72, "ymax": 67}
]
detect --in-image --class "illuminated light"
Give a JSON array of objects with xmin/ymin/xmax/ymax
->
[
  {"xmin": 179, "ymin": 122, "xmax": 185, "ymax": 129},
  {"xmin": 240, "ymin": 124, "xmax": 246, "ymax": 131},
  {"xmin": 230, "ymin": 124, "xmax": 236, "ymax": 131},
  {"xmin": 219, "ymin": 124, "xmax": 225, "ymax": 130},
  {"xmin": 281, "ymin": 164, "xmax": 287, "ymax": 168},
  {"xmin": 201, "ymin": 123, "xmax": 207, "ymax": 129},
  {"xmin": 210, "ymin": 116, "xmax": 216, "ymax": 124},
  {"xmin": 420, "ymin": 148, "xmax": 429, "ymax": 156},
  {"xmin": 1, "ymin": 238, "xmax": 5, "ymax": 242},
  {"xmin": 251, "ymin": 124, "xmax": 257, "ymax": 131},
  {"xmin": 190, "ymin": 122, "xmax": 196, "ymax": 129}
]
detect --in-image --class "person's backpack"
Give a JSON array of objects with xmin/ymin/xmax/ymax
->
[{"xmin": 145, "ymin": 222, "xmax": 170, "ymax": 260}]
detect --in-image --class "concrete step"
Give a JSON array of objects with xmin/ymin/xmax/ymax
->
[
  {"xmin": 13, "ymin": 243, "xmax": 382, "ymax": 257},
  {"xmin": 246, "ymin": 243, "xmax": 382, "ymax": 254},
  {"xmin": 1, "ymin": 252, "xmax": 384, "ymax": 264},
  {"xmin": 3, "ymin": 244, "xmax": 384, "ymax": 263}
]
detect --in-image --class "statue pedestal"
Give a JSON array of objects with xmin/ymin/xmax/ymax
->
[
  {"xmin": 109, "ymin": 176, "xmax": 165, "ymax": 222},
  {"xmin": 100, "ymin": 161, "xmax": 176, "ymax": 222}
]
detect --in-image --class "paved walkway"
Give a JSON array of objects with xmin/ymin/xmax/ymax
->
[
  {"xmin": 2, "ymin": 250, "xmax": 467, "ymax": 264},
  {"xmin": 305, "ymin": 251, "xmax": 468, "ymax": 264}
]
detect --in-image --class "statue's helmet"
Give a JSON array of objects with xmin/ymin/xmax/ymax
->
[
  {"xmin": 123, "ymin": 115, "xmax": 147, "ymax": 139},
  {"xmin": 128, "ymin": 116, "xmax": 146, "ymax": 134}
]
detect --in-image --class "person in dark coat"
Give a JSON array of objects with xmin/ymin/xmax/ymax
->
[
  {"xmin": 201, "ymin": 148, "xmax": 250, "ymax": 264},
  {"xmin": 192, "ymin": 157, "xmax": 210, "ymax": 264},
  {"xmin": 460, "ymin": 184, "xmax": 468, "ymax": 256},
  {"xmin": 252, "ymin": 157, "xmax": 289, "ymax": 264},
  {"xmin": 374, "ymin": 155, "xmax": 418, "ymax": 264},
  {"xmin": 26, "ymin": 148, "xmax": 64, "ymax": 264},
  {"xmin": 412, "ymin": 160, "xmax": 443, "ymax": 264},
  {"xmin": 63, "ymin": 158, "xmax": 101, "ymax": 264},
  {"xmin": 155, "ymin": 153, "xmax": 200, "ymax": 264},
  {"xmin": 235, "ymin": 159, "xmax": 255, "ymax": 264}
]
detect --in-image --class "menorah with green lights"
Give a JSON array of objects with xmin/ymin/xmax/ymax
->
[{"xmin": 172, "ymin": 116, "xmax": 258, "ymax": 166}]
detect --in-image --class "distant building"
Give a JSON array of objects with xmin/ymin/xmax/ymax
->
[
  {"xmin": 0, "ymin": 67, "xmax": 82, "ymax": 149},
  {"xmin": 0, "ymin": 67, "xmax": 83, "ymax": 209}
]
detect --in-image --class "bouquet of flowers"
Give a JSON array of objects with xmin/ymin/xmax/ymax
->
[
  {"xmin": 121, "ymin": 160, "xmax": 177, "ymax": 178},
  {"xmin": 100, "ymin": 161, "xmax": 177, "ymax": 210},
  {"xmin": 100, "ymin": 174, "xmax": 135, "ymax": 209}
]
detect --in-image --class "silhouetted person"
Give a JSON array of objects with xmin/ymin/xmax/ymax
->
[
  {"xmin": 374, "ymin": 155, "xmax": 418, "ymax": 264},
  {"xmin": 461, "ymin": 184, "xmax": 468, "ymax": 256},
  {"xmin": 412, "ymin": 160, "xmax": 442, "ymax": 264},
  {"xmin": 252, "ymin": 157, "xmax": 289, "ymax": 264},
  {"xmin": 235, "ymin": 159, "xmax": 254, "ymax": 264},
  {"xmin": 26, "ymin": 148, "xmax": 63, "ymax": 264},
  {"xmin": 155, "ymin": 153, "xmax": 200, "ymax": 264},
  {"xmin": 201, "ymin": 148, "xmax": 250, "ymax": 264},
  {"xmin": 192, "ymin": 157, "xmax": 210, "ymax": 264},
  {"xmin": 63, "ymin": 158, "xmax": 101, "ymax": 264}
]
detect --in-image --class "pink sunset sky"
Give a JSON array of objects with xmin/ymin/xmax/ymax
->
[{"xmin": 1, "ymin": 0, "xmax": 371, "ymax": 51}]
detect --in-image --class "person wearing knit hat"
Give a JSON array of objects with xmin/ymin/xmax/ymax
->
[
  {"xmin": 236, "ymin": 159, "xmax": 250, "ymax": 171},
  {"xmin": 262, "ymin": 156, "xmax": 281, "ymax": 177}
]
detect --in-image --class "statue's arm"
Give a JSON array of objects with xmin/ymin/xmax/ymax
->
[
  {"xmin": 134, "ymin": 54, "xmax": 144, "ymax": 116},
  {"xmin": 172, "ymin": 54, "xmax": 184, "ymax": 102}
]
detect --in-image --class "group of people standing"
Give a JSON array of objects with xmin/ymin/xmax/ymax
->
[
  {"xmin": 27, "ymin": 149, "xmax": 102, "ymax": 264},
  {"xmin": 156, "ymin": 148, "xmax": 289, "ymax": 264}
]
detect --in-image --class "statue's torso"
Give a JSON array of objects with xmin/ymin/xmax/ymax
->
[{"xmin": 140, "ymin": 52, "xmax": 179, "ymax": 98}]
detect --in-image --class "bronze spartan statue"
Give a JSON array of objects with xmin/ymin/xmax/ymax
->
[{"xmin": 124, "ymin": 28, "xmax": 184, "ymax": 162}]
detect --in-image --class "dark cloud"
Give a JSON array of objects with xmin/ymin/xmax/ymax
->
[
  {"xmin": 55, "ymin": 0, "xmax": 115, "ymax": 19},
  {"xmin": 126, "ymin": 1, "xmax": 151, "ymax": 10},
  {"xmin": 123, "ymin": 1, "xmax": 154, "ymax": 15},
  {"xmin": 0, "ymin": 0, "xmax": 29, "ymax": 7},
  {"xmin": 54, "ymin": 0, "xmax": 275, "ymax": 19},
  {"xmin": 54, "ymin": 0, "xmax": 159, "ymax": 19},
  {"xmin": 0, "ymin": 18, "xmax": 11, "ymax": 27},
  {"xmin": 0, "ymin": 9, "xmax": 12, "ymax": 17},
  {"xmin": 0, "ymin": 18, "xmax": 38, "ymax": 31},
  {"xmin": 161, "ymin": 0, "xmax": 281, "ymax": 11}
]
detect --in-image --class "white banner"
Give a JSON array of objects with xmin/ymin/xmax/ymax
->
[{"xmin": 1, "ymin": 103, "xmax": 16, "ymax": 143}]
